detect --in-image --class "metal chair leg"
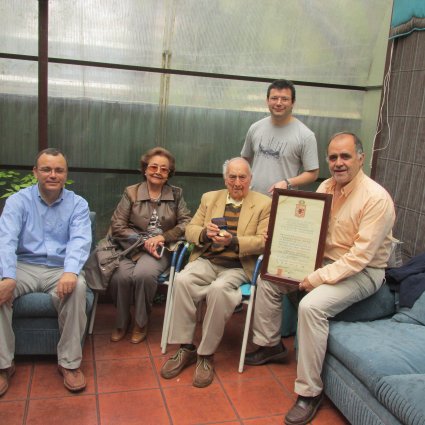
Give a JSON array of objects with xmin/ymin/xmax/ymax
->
[
  {"xmin": 88, "ymin": 291, "xmax": 99, "ymax": 335},
  {"xmin": 161, "ymin": 265, "xmax": 176, "ymax": 354},
  {"xmin": 239, "ymin": 286, "xmax": 256, "ymax": 373}
]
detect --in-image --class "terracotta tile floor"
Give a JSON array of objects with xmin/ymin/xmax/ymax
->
[{"xmin": 1, "ymin": 302, "xmax": 350, "ymax": 425}]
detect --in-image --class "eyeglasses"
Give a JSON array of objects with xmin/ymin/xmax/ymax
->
[
  {"xmin": 326, "ymin": 153, "xmax": 354, "ymax": 163},
  {"xmin": 37, "ymin": 167, "xmax": 66, "ymax": 175},
  {"xmin": 227, "ymin": 174, "xmax": 248, "ymax": 183},
  {"xmin": 147, "ymin": 164, "xmax": 170, "ymax": 174},
  {"xmin": 269, "ymin": 96, "xmax": 292, "ymax": 103}
]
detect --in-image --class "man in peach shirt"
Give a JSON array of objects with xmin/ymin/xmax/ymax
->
[{"xmin": 245, "ymin": 132, "xmax": 395, "ymax": 425}]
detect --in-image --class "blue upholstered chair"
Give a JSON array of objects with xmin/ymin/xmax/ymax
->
[{"xmin": 11, "ymin": 212, "xmax": 96, "ymax": 355}]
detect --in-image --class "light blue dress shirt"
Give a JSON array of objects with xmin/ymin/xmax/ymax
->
[{"xmin": 0, "ymin": 184, "xmax": 92, "ymax": 279}]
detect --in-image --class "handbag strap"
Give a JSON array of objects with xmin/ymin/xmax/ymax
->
[{"xmin": 111, "ymin": 234, "xmax": 146, "ymax": 260}]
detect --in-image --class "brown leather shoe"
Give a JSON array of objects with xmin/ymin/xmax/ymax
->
[
  {"xmin": 160, "ymin": 347, "xmax": 197, "ymax": 379},
  {"xmin": 284, "ymin": 393, "xmax": 324, "ymax": 425},
  {"xmin": 130, "ymin": 323, "xmax": 148, "ymax": 344},
  {"xmin": 193, "ymin": 355, "xmax": 214, "ymax": 388},
  {"xmin": 0, "ymin": 362, "xmax": 15, "ymax": 397},
  {"xmin": 58, "ymin": 366, "xmax": 86, "ymax": 392},
  {"xmin": 111, "ymin": 316, "xmax": 131, "ymax": 342},
  {"xmin": 245, "ymin": 342, "xmax": 288, "ymax": 366}
]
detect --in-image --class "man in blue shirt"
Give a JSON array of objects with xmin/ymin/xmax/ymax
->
[{"xmin": 0, "ymin": 148, "xmax": 92, "ymax": 396}]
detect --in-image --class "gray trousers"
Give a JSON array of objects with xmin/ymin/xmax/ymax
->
[
  {"xmin": 0, "ymin": 262, "xmax": 87, "ymax": 369},
  {"xmin": 168, "ymin": 257, "xmax": 247, "ymax": 355},
  {"xmin": 109, "ymin": 251, "xmax": 170, "ymax": 329},
  {"xmin": 252, "ymin": 266, "xmax": 384, "ymax": 397}
]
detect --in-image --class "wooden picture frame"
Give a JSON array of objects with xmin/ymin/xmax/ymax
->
[{"xmin": 261, "ymin": 189, "xmax": 332, "ymax": 288}]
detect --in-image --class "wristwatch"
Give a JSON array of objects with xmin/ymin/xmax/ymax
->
[{"xmin": 285, "ymin": 179, "xmax": 292, "ymax": 190}]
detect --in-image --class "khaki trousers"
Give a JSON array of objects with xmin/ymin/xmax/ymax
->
[
  {"xmin": 252, "ymin": 266, "xmax": 384, "ymax": 397},
  {"xmin": 168, "ymin": 257, "xmax": 247, "ymax": 355},
  {"xmin": 0, "ymin": 262, "xmax": 87, "ymax": 369}
]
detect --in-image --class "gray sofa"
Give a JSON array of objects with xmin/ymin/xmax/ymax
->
[
  {"xmin": 11, "ymin": 212, "xmax": 96, "ymax": 355},
  {"xmin": 323, "ymin": 284, "xmax": 425, "ymax": 425}
]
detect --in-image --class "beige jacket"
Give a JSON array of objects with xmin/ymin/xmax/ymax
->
[{"xmin": 186, "ymin": 189, "xmax": 271, "ymax": 280}]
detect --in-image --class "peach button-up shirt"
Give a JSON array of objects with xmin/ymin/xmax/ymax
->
[{"xmin": 308, "ymin": 169, "xmax": 395, "ymax": 287}]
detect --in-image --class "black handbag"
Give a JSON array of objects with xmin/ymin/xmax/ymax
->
[{"xmin": 84, "ymin": 235, "xmax": 145, "ymax": 291}]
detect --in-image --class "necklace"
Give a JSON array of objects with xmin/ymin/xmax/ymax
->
[{"xmin": 148, "ymin": 186, "xmax": 162, "ymax": 203}]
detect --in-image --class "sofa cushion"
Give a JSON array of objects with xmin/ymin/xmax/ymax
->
[
  {"xmin": 392, "ymin": 290, "xmax": 425, "ymax": 326},
  {"xmin": 377, "ymin": 374, "xmax": 425, "ymax": 425},
  {"xmin": 328, "ymin": 319, "xmax": 425, "ymax": 394},
  {"xmin": 12, "ymin": 289, "xmax": 95, "ymax": 355},
  {"xmin": 13, "ymin": 293, "xmax": 57, "ymax": 318},
  {"xmin": 333, "ymin": 283, "xmax": 396, "ymax": 322},
  {"xmin": 13, "ymin": 288, "xmax": 94, "ymax": 318}
]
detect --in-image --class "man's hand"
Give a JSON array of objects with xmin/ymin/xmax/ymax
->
[
  {"xmin": 211, "ymin": 230, "xmax": 232, "ymax": 246},
  {"xmin": 56, "ymin": 272, "xmax": 78, "ymax": 300},
  {"xmin": 206, "ymin": 221, "xmax": 233, "ymax": 246},
  {"xmin": 206, "ymin": 221, "xmax": 223, "ymax": 239},
  {"xmin": 268, "ymin": 180, "xmax": 289, "ymax": 194},
  {"xmin": 299, "ymin": 277, "xmax": 315, "ymax": 292},
  {"xmin": 0, "ymin": 278, "xmax": 16, "ymax": 307}
]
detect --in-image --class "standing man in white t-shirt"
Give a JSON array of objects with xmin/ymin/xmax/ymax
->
[{"xmin": 241, "ymin": 79, "xmax": 319, "ymax": 195}]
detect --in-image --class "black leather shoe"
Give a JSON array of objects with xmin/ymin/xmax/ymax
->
[
  {"xmin": 244, "ymin": 343, "xmax": 288, "ymax": 365},
  {"xmin": 284, "ymin": 393, "xmax": 324, "ymax": 425}
]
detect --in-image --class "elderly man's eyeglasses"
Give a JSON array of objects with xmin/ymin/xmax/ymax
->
[
  {"xmin": 269, "ymin": 96, "xmax": 292, "ymax": 103},
  {"xmin": 147, "ymin": 164, "xmax": 170, "ymax": 174},
  {"xmin": 37, "ymin": 167, "xmax": 66, "ymax": 175},
  {"xmin": 326, "ymin": 153, "xmax": 353, "ymax": 163}
]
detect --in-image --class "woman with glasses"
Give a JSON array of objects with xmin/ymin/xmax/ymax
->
[{"xmin": 108, "ymin": 147, "xmax": 191, "ymax": 344}]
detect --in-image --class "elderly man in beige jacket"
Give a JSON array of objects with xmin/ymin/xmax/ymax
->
[{"xmin": 160, "ymin": 157, "xmax": 271, "ymax": 388}]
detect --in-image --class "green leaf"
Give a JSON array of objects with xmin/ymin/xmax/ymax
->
[{"xmin": 0, "ymin": 170, "xmax": 73, "ymax": 198}]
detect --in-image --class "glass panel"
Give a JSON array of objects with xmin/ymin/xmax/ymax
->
[
  {"xmin": 169, "ymin": 0, "xmax": 392, "ymax": 85},
  {"xmin": 0, "ymin": 59, "xmax": 38, "ymax": 164},
  {"xmin": 48, "ymin": 64, "xmax": 162, "ymax": 169},
  {"xmin": 49, "ymin": 0, "xmax": 166, "ymax": 68},
  {"xmin": 48, "ymin": 63, "xmax": 161, "ymax": 102},
  {"xmin": 0, "ymin": 59, "xmax": 38, "ymax": 97},
  {"xmin": 0, "ymin": 1, "xmax": 38, "ymax": 55},
  {"xmin": 47, "ymin": 0, "xmax": 392, "ymax": 86}
]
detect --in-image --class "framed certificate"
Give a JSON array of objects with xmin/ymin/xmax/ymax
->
[{"xmin": 261, "ymin": 189, "xmax": 332, "ymax": 287}]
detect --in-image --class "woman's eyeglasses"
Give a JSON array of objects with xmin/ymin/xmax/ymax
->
[{"xmin": 147, "ymin": 164, "xmax": 170, "ymax": 174}]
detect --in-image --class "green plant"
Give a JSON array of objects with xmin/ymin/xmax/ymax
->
[
  {"xmin": 0, "ymin": 171, "xmax": 36, "ymax": 199},
  {"xmin": 0, "ymin": 170, "xmax": 73, "ymax": 199}
]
